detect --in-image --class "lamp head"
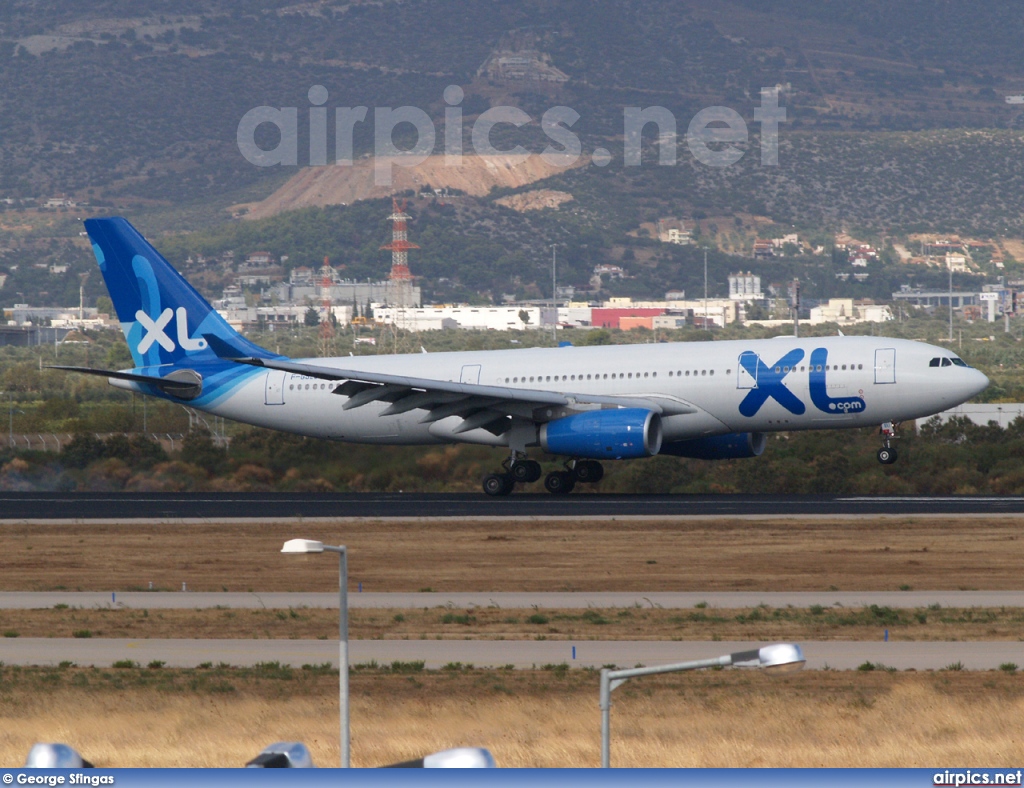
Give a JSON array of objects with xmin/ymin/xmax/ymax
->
[
  {"xmin": 246, "ymin": 741, "xmax": 315, "ymax": 768},
  {"xmin": 281, "ymin": 539, "xmax": 324, "ymax": 554},
  {"xmin": 758, "ymin": 643, "xmax": 806, "ymax": 673},
  {"xmin": 25, "ymin": 743, "xmax": 93, "ymax": 768}
]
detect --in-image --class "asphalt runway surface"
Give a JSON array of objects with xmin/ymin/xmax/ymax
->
[
  {"xmin": 4, "ymin": 492, "xmax": 1024, "ymax": 519},
  {"xmin": 1, "ymin": 638, "xmax": 1020, "ymax": 671},
  {"xmin": 3, "ymin": 591, "xmax": 1024, "ymax": 609}
]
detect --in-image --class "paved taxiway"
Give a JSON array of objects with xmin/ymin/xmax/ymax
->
[
  {"xmin": 4, "ymin": 491, "xmax": 1024, "ymax": 519},
  {"xmin": 2, "ymin": 638, "xmax": 1020, "ymax": 671},
  {"xmin": 3, "ymin": 591, "xmax": 1024, "ymax": 609}
]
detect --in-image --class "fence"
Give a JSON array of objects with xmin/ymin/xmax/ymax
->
[{"xmin": 0, "ymin": 433, "xmax": 230, "ymax": 454}]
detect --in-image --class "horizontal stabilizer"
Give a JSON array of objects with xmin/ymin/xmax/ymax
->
[{"xmin": 47, "ymin": 365, "xmax": 203, "ymax": 400}]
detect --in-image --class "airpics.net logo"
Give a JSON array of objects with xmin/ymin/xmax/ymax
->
[{"xmin": 236, "ymin": 84, "xmax": 786, "ymax": 185}]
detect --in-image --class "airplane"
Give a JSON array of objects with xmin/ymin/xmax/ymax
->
[{"xmin": 54, "ymin": 217, "xmax": 990, "ymax": 496}]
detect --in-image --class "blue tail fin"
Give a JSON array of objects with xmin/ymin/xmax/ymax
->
[{"xmin": 85, "ymin": 217, "xmax": 273, "ymax": 368}]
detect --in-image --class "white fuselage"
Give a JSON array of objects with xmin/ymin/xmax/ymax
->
[{"xmin": 185, "ymin": 336, "xmax": 988, "ymax": 450}]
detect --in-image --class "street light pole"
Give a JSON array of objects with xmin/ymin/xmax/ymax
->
[
  {"xmin": 282, "ymin": 540, "xmax": 349, "ymax": 767},
  {"xmin": 599, "ymin": 643, "xmax": 805, "ymax": 767},
  {"xmin": 703, "ymin": 246, "xmax": 709, "ymax": 330},
  {"xmin": 949, "ymin": 263, "xmax": 953, "ymax": 342},
  {"xmin": 551, "ymin": 244, "xmax": 558, "ymax": 344}
]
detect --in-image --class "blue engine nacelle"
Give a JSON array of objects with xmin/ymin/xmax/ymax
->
[
  {"xmin": 540, "ymin": 408, "xmax": 662, "ymax": 460},
  {"xmin": 660, "ymin": 432, "xmax": 766, "ymax": 460}
]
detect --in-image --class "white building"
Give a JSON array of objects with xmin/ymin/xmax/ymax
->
[
  {"xmin": 375, "ymin": 305, "xmax": 541, "ymax": 331},
  {"xmin": 728, "ymin": 272, "xmax": 762, "ymax": 301},
  {"xmin": 946, "ymin": 253, "xmax": 968, "ymax": 272},
  {"xmin": 808, "ymin": 299, "xmax": 892, "ymax": 325}
]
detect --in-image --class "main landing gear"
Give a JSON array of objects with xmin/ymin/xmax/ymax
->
[
  {"xmin": 482, "ymin": 457, "xmax": 604, "ymax": 496},
  {"xmin": 877, "ymin": 421, "xmax": 900, "ymax": 465}
]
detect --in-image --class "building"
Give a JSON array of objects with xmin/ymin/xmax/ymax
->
[
  {"xmin": 374, "ymin": 305, "xmax": 541, "ymax": 332},
  {"xmin": 728, "ymin": 272, "xmax": 762, "ymax": 301},
  {"xmin": 752, "ymin": 239, "xmax": 774, "ymax": 259},
  {"xmin": 946, "ymin": 253, "xmax": 968, "ymax": 272},
  {"xmin": 591, "ymin": 307, "xmax": 666, "ymax": 329},
  {"xmin": 657, "ymin": 218, "xmax": 693, "ymax": 246}
]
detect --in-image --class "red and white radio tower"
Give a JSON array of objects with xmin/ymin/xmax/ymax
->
[{"xmin": 380, "ymin": 198, "xmax": 418, "ymax": 300}]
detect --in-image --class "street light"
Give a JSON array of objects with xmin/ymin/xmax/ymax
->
[
  {"xmin": 599, "ymin": 642, "xmax": 805, "ymax": 767},
  {"xmin": 282, "ymin": 538, "xmax": 349, "ymax": 767}
]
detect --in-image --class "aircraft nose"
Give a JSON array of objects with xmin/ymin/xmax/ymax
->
[{"xmin": 967, "ymin": 368, "xmax": 990, "ymax": 397}]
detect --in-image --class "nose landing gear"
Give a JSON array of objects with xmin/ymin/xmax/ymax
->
[{"xmin": 877, "ymin": 421, "xmax": 900, "ymax": 465}]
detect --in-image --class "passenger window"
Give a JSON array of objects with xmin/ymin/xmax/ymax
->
[
  {"xmin": 289, "ymin": 385, "xmax": 294, "ymax": 390},
  {"xmin": 710, "ymin": 370, "xmax": 714, "ymax": 376},
  {"xmin": 858, "ymin": 364, "xmax": 863, "ymax": 370},
  {"xmin": 652, "ymin": 372, "xmax": 656, "ymax": 378},
  {"xmin": 842, "ymin": 365, "xmax": 847, "ymax": 371},
  {"xmin": 816, "ymin": 365, "xmax": 822, "ymax": 372},
  {"xmin": 702, "ymin": 370, "xmax": 706, "ymax": 376},
  {"xmin": 644, "ymin": 372, "xmax": 648, "ymax": 378},
  {"xmin": 628, "ymin": 373, "xmax": 633, "ymax": 379}
]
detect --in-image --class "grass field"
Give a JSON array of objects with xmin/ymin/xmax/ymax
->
[
  {"xmin": 2, "ymin": 517, "xmax": 1022, "ymax": 592},
  {"xmin": 3, "ymin": 515, "xmax": 1022, "ymax": 767},
  {"xmin": 1, "ymin": 666, "xmax": 1022, "ymax": 767},
  {"xmin": 2, "ymin": 605, "xmax": 1022, "ymax": 641}
]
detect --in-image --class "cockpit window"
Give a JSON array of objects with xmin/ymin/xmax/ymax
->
[{"xmin": 932, "ymin": 356, "xmax": 971, "ymax": 368}]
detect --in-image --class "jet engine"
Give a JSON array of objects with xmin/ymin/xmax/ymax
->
[
  {"xmin": 540, "ymin": 408, "xmax": 662, "ymax": 460},
  {"xmin": 660, "ymin": 432, "xmax": 766, "ymax": 460}
]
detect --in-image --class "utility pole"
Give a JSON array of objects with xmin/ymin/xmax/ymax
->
[
  {"xmin": 792, "ymin": 278, "xmax": 800, "ymax": 338},
  {"xmin": 948, "ymin": 263, "xmax": 953, "ymax": 342},
  {"xmin": 703, "ymin": 247, "xmax": 709, "ymax": 331},
  {"xmin": 551, "ymin": 244, "xmax": 558, "ymax": 344}
]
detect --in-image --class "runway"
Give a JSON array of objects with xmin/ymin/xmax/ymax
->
[
  {"xmin": 3, "ymin": 491, "xmax": 1024, "ymax": 519},
  {"xmin": 1, "ymin": 638, "xmax": 1020, "ymax": 671},
  {"xmin": 3, "ymin": 590, "xmax": 1023, "ymax": 609}
]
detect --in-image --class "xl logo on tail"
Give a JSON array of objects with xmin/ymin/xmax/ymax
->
[{"xmin": 137, "ymin": 307, "xmax": 208, "ymax": 354}]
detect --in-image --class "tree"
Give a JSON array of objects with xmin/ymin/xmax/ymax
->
[
  {"xmin": 303, "ymin": 305, "xmax": 320, "ymax": 326},
  {"xmin": 518, "ymin": 309, "xmax": 531, "ymax": 325}
]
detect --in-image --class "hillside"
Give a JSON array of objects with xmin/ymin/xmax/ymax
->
[{"xmin": 235, "ymin": 154, "xmax": 584, "ymax": 220}]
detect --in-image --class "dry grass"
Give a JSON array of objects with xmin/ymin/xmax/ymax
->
[
  {"xmin": 2, "ymin": 605, "xmax": 1023, "ymax": 641},
  {"xmin": 2, "ymin": 517, "xmax": 1023, "ymax": 592},
  {"xmin": 1, "ymin": 667, "xmax": 1023, "ymax": 767}
]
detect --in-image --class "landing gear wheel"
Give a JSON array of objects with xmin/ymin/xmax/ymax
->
[
  {"xmin": 877, "ymin": 447, "xmax": 898, "ymax": 465},
  {"xmin": 544, "ymin": 470, "xmax": 576, "ymax": 495},
  {"xmin": 511, "ymin": 459, "xmax": 542, "ymax": 484},
  {"xmin": 573, "ymin": 460, "xmax": 604, "ymax": 483},
  {"xmin": 483, "ymin": 472, "xmax": 514, "ymax": 496}
]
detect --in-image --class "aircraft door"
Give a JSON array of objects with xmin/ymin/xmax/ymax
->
[
  {"xmin": 265, "ymin": 370, "xmax": 286, "ymax": 405},
  {"xmin": 874, "ymin": 348, "xmax": 896, "ymax": 384},
  {"xmin": 460, "ymin": 364, "xmax": 482, "ymax": 385},
  {"xmin": 737, "ymin": 351, "xmax": 758, "ymax": 389}
]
